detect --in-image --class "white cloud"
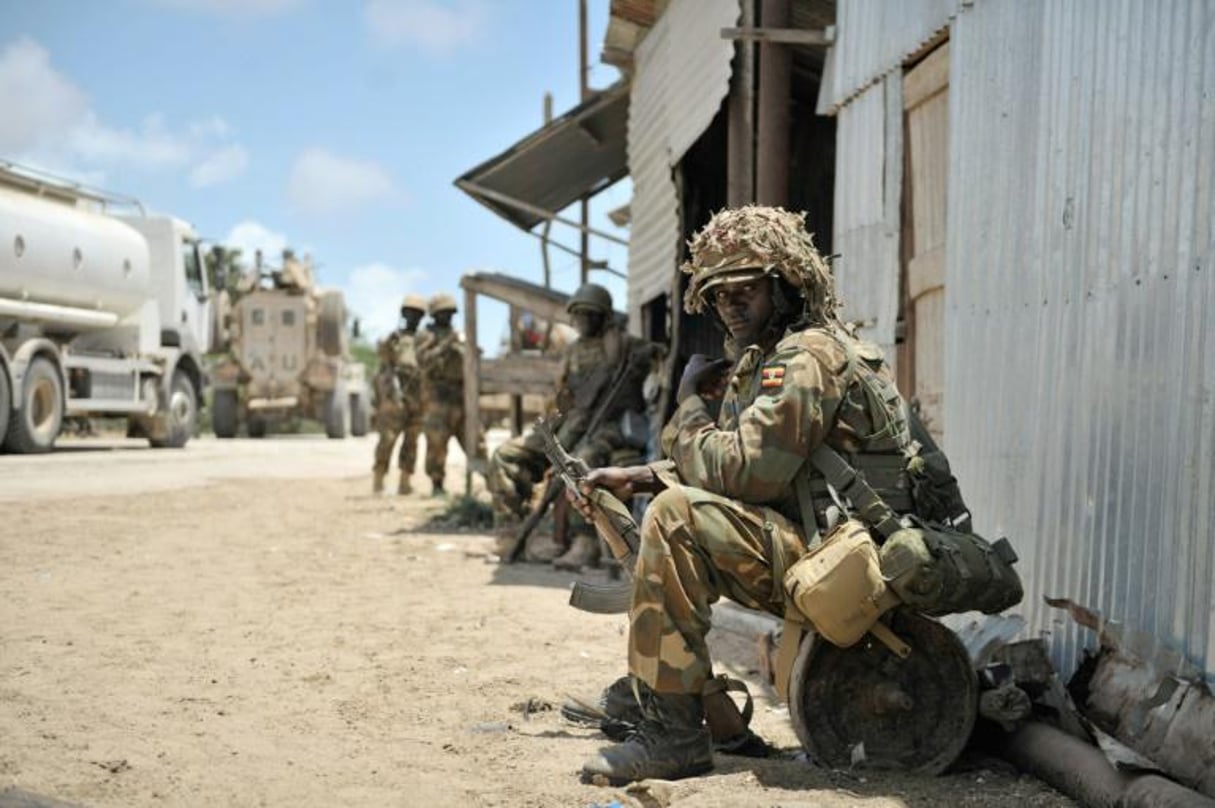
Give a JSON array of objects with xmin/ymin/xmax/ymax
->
[
  {"xmin": 364, "ymin": 0, "xmax": 487, "ymax": 54},
  {"xmin": 0, "ymin": 38, "xmax": 89, "ymax": 153},
  {"xmin": 224, "ymin": 220, "xmax": 290, "ymax": 268},
  {"xmin": 286, "ymin": 148, "xmax": 400, "ymax": 216},
  {"xmin": 0, "ymin": 37, "xmax": 248, "ymax": 187},
  {"xmin": 344, "ymin": 262, "xmax": 428, "ymax": 340},
  {"xmin": 143, "ymin": 0, "xmax": 302, "ymax": 16},
  {"xmin": 190, "ymin": 145, "xmax": 249, "ymax": 187}
]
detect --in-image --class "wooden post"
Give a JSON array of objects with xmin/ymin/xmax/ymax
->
[
  {"xmin": 462, "ymin": 284, "xmax": 480, "ymax": 492},
  {"xmin": 727, "ymin": 0, "xmax": 756, "ymax": 206},
  {"xmin": 756, "ymin": 0, "xmax": 791, "ymax": 206}
]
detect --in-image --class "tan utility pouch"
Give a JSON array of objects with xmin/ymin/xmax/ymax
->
[
  {"xmin": 773, "ymin": 520, "xmax": 909, "ymax": 698},
  {"xmin": 782, "ymin": 519, "xmax": 900, "ymax": 647}
]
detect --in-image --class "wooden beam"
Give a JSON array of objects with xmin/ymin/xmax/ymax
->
[
  {"xmin": 460, "ymin": 274, "xmax": 573, "ymax": 325},
  {"xmin": 462, "ymin": 285, "xmax": 481, "ymax": 475},
  {"xmin": 720, "ymin": 26, "xmax": 834, "ymax": 46}
]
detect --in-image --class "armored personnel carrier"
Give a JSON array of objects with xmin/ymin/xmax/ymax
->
[{"xmin": 210, "ymin": 250, "xmax": 369, "ymax": 439}]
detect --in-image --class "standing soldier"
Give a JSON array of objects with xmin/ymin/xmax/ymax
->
[
  {"xmin": 418, "ymin": 293, "xmax": 483, "ymax": 495},
  {"xmin": 371, "ymin": 294, "xmax": 427, "ymax": 494},
  {"xmin": 488, "ymin": 283, "xmax": 655, "ymax": 567}
]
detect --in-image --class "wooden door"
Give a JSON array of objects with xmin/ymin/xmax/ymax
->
[{"xmin": 900, "ymin": 42, "xmax": 949, "ymax": 446}]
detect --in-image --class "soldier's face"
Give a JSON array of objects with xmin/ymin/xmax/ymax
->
[
  {"xmin": 432, "ymin": 312, "xmax": 454, "ymax": 329},
  {"xmin": 401, "ymin": 308, "xmax": 424, "ymax": 331},
  {"xmin": 571, "ymin": 307, "xmax": 605, "ymax": 339},
  {"xmin": 711, "ymin": 277, "xmax": 774, "ymax": 346}
]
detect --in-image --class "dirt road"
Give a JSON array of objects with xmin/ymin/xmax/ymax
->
[{"xmin": 0, "ymin": 434, "xmax": 1073, "ymax": 807}]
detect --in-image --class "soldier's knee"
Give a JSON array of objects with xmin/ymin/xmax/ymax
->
[{"xmin": 640, "ymin": 487, "xmax": 691, "ymax": 544}]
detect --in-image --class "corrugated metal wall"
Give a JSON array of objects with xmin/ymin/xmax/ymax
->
[
  {"xmin": 626, "ymin": 0, "xmax": 739, "ymax": 326},
  {"xmin": 823, "ymin": 0, "xmax": 958, "ymax": 112},
  {"xmin": 947, "ymin": 0, "xmax": 1215, "ymax": 684},
  {"xmin": 832, "ymin": 73, "xmax": 902, "ymax": 351}
]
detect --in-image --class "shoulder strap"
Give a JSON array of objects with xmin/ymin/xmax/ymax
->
[{"xmin": 809, "ymin": 445, "xmax": 903, "ymax": 539}]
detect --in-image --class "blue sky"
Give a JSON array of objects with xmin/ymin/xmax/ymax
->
[{"xmin": 0, "ymin": 0, "xmax": 631, "ymax": 351}]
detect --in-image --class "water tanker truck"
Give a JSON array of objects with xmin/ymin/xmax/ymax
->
[{"xmin": 0, "ymin": 160, "xmax": 213, "ymax": 453}]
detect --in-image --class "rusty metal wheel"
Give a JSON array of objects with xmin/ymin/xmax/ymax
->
[{"xmin": 788, "ymin": 609, "xmax": 977, "ymax": 774}]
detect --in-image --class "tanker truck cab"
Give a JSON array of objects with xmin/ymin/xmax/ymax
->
[{"xmin": 0, "ymin": 161, "xmax": 213, "ymax": 453}]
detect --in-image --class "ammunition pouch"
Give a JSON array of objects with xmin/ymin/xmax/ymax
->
[{"xmin": 880, "ymin": 518, "xmax": 1023, "ymax": 616}]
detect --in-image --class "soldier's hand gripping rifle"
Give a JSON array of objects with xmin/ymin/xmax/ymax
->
[{"xmin": 531, "ymin": 416, "xmax": 641, "ymax": 615}]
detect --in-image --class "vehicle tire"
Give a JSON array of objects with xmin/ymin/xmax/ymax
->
[
  {"xmin": 349, "ymin": 392, "xmax": 370, "ymax": 437},
  {"xmin": 0, "ymin": 364, "xmax": 10, "ymax": 452},
  {"xmin": 3, "ymin": 356, "xmax": 64, "ymax": 454},
  {"xmin": 323, "ymin": 390, "xmax": 347, "ymax": 439},
  {"xmin": 150, "ymin": 369, "xmax": 197, "ymax": 448},
  {"xmin": 247, "ymin": 416, "xmax": 268, "ymax": 438},
  {"xmin": 212, "ymin": 389, "xmax": 239, "ymax": 438},
  {"xmin": 318, "ymin": 291, "xmax": 345, "ymax": 358}
]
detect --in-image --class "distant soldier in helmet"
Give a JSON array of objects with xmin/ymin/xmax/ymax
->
[
  {"xmin": 371, "ymin": 293, "xmax": 428, "ymax": 494},
  {"xmin": 487, "ymin": 282, "xmax": 656, "ymax": 568},
  {"xmin": 417, "ymin": 293, "xmax": 484, "ymax": 495},
  {"xmin": 568, "ymin": 206, "xmax": 931, "ymax": 785}
]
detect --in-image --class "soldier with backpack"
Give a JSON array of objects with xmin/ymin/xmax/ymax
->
[{"xmin": 569, "ymin": 206, "xmax": 1019, "ymax": 785}]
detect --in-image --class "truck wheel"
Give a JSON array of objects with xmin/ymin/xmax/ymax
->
[
  {"xmin": 247, "ymin": 416, "xmax": 267, "ymax": 438},
  {"xmin": 4, "ymin": 356, "xmax": 64, "ymax": 454},
  {"xmin": 323, "ymin": 391, "xmax": 348, "ymax": 439},
  {"xmin": 150, "ymin": 369, "xmax": 197, "ymax": 448},
  {"xmin": 318, "ymin": 291, "xmax": 345, "ymax": 357},
  {"xmin": 0, "ymin": 364, "xmax": 10, "ymax": 451},
  {"xmin": 349, "ymin": 392, "xmax": 370, "ymax": 437},
  {"xmin": 212, "ymin": 390, "xmax": 239, "ymax": 438}
]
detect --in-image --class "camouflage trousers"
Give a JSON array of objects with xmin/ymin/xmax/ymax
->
[
  {"xmin": 423, "ymin": 399, "xmax": 486, "ymax": 488},
  {"xmin": 372, "ymin": 404, "xmax": 422, "ymax": 475},
  {"xmin": 630, "ymin": 485, "xmax": 807, "ymax": 695}
]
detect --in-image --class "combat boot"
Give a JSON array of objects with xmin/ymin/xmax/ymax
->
[
  {"xmin": 372, "ymin": 470, "xmax": 386, "ymax": 494},
  {"xmin": 552, "ymin": 533, "xmax": 600, "ymax": 571},
  {"xmin": 397, "ymin": 473, "xmax": 412, "ymax": 496},
  {"xmin": 581, "ymin": 688, "xmax": 713, "ymax": 785}
]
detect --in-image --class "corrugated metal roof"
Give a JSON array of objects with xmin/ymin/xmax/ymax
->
[
  {"xmin": 946, "ymin": 0, "xmax": 1215, "ymax": 684},
  {"xmin": 625, "ymin": 0, "xmax": 739, "ymax": 320},
  {"xmin": 455, "ymin": 82, "xmax": 629, "ymax": 231},
  {"xmin": 820, "ymin": 0, "xmax": 958, "ymax": 112}
]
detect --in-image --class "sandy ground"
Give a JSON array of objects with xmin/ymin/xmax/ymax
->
[{"xmin": 0, "ymin": 433, "xmax": 1076, "ymax": 807}]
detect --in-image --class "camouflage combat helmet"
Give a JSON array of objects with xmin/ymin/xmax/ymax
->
[
  {"xmin": 566, "ymin": 283, "xmax": 613, "ymax": 314},
  {"xmin": 681, "ymin": 205, "xmax": 837, "ymax": 324},
  {"xmin": 401, "ymin": 293, "xmax": 427, "ymax": 313},
  {"xmin": 428, "ymin": 293, "xmax": 458, "ymax": 315}
]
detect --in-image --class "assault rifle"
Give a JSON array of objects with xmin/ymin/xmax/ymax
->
[
  {"xmin": 532, "ymin": 416, "xmax": 641, "ymax": 614},
  {"xmin": 505, "ymin": 352, "xmax": 637, "ymax": 563}
]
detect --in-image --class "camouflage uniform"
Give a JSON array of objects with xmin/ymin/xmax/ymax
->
[
  {"xmin": 488, "ymin": 284, "xmax": 654, "ymax": 565},
  {"xmin": 633, "ymin": 327, "xmax": 913, "ymax": 692},
  {"xmin": 583, "ymin": 206, "xmax": 917, "ymax": 785},
  {"xmin": 372, "ymin": 294, "xmax": 427, "ymax": 494},
  {"xmin": 418, "ymin": 294, "xmax": 485, "ymax": 492}
]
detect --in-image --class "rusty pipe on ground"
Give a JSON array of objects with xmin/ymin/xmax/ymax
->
[{"xmin": 997, "ymin": 721, "xmax": 1215, "ymax": 808}]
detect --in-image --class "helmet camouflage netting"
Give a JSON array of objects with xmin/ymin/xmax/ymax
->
[{"xmin": 681, "ymin": 205, "xmax": 837, "ymax": 323}]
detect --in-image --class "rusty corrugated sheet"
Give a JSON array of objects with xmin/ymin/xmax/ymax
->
[
  {"xmin": 946, "ymin": 0, "xmax": 1215, "ymax": 685},
  {"xmin": 625, "ymin": 0, "xmax": 739, "ymax": 322},
  {"xmin": 820, "ymin": 0, "xmax": 958, "ymax": 113}
]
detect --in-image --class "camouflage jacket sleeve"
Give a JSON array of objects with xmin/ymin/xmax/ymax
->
[{"xmin": 661, "ymin": 336, "xmax": 847, "ymax": 503}]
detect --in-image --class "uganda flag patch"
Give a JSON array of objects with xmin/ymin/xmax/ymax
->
[{"xmin": 760, "ymin": 364, "xmax": 786, "ymax": 390}]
